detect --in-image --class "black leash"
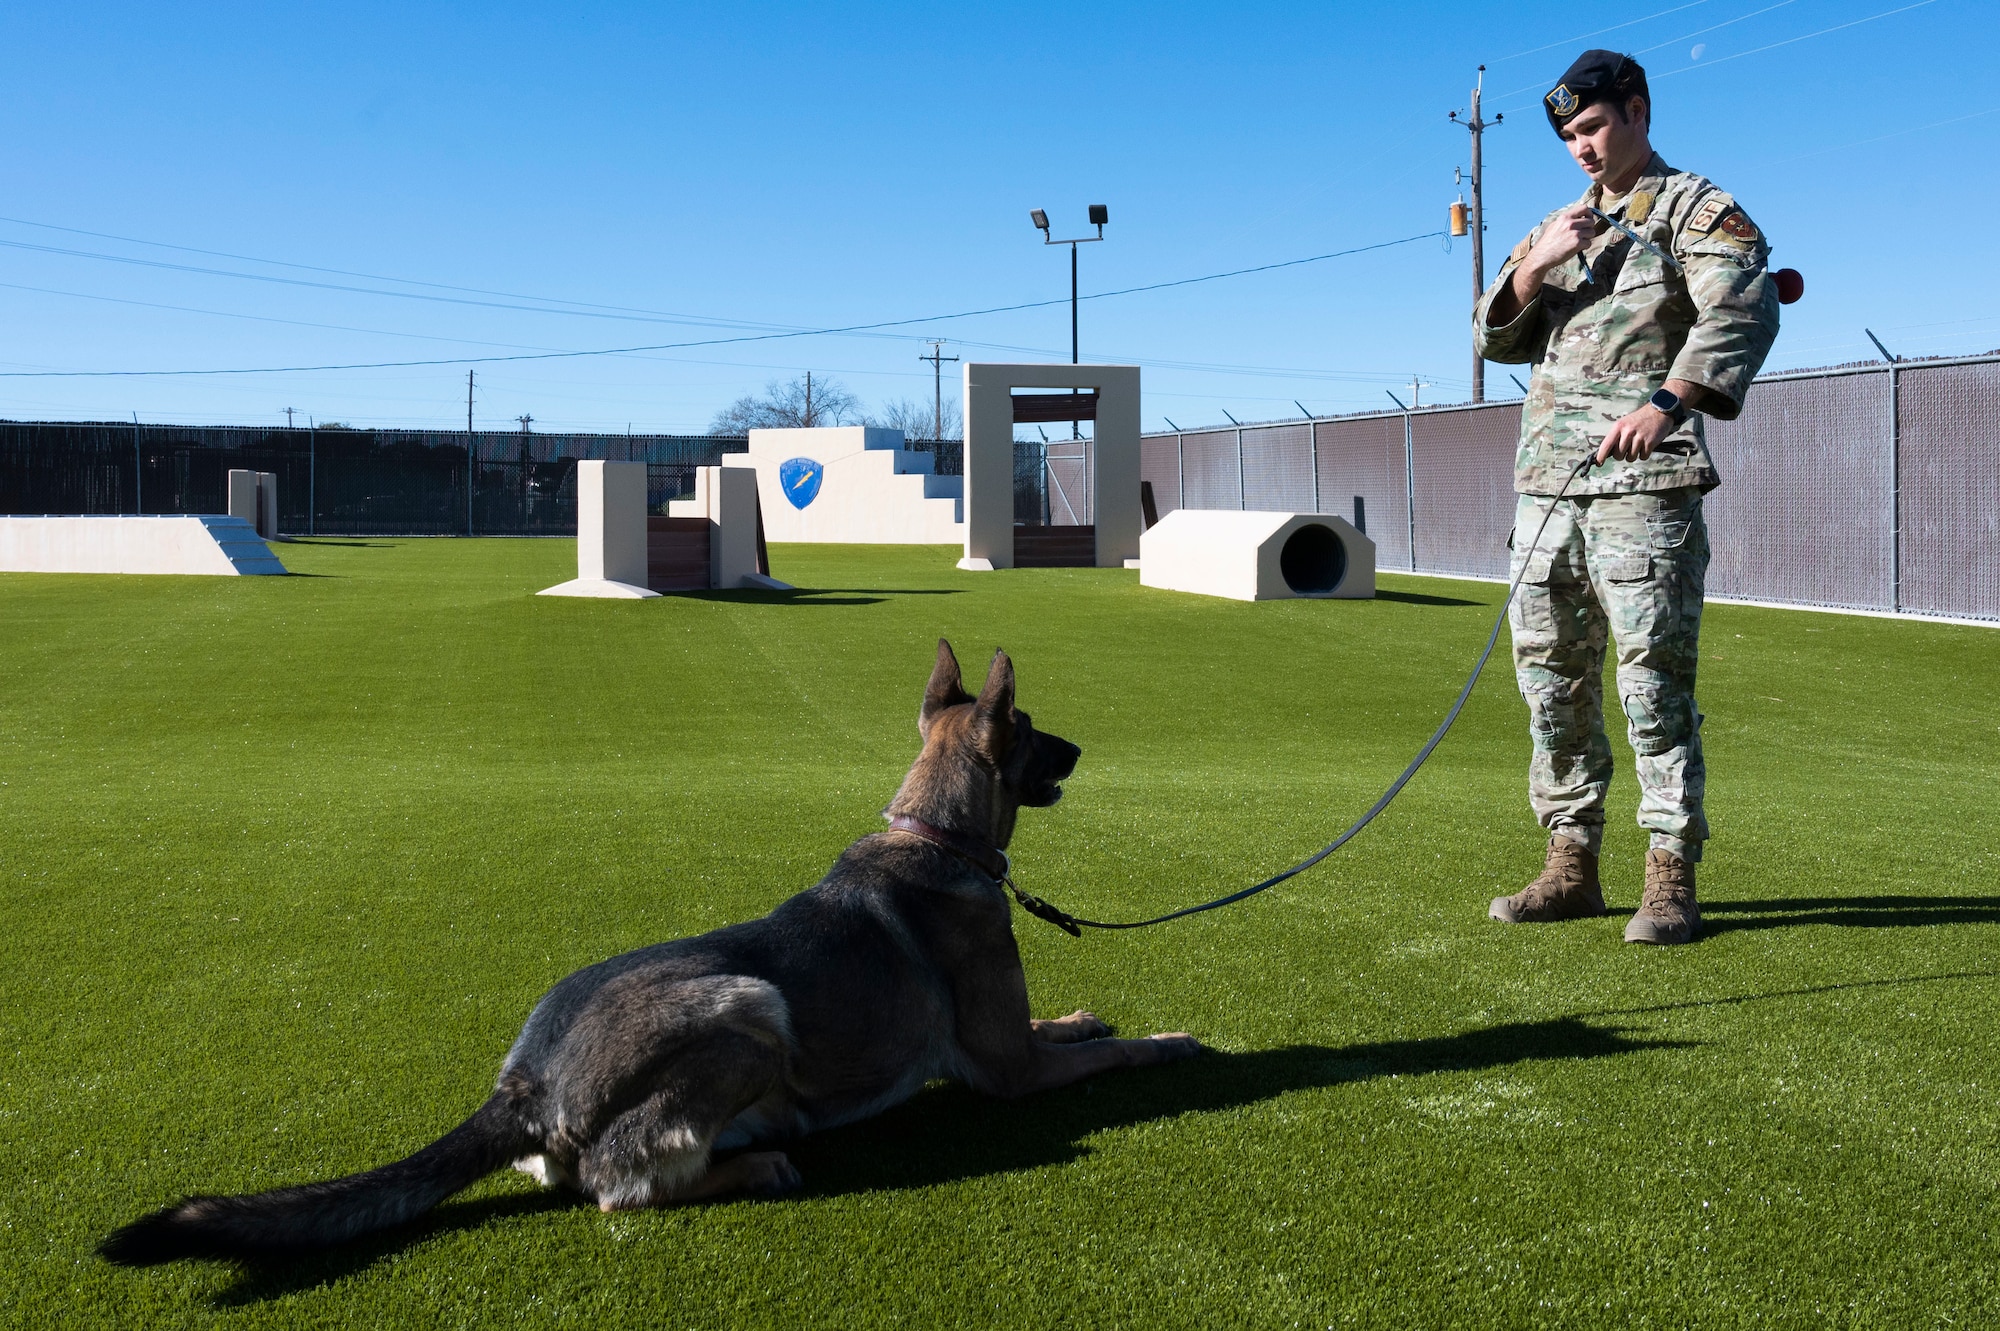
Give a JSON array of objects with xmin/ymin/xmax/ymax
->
[{"xmin": 991, "ymin": 449, "xmax": 1603, "ymax": 934}]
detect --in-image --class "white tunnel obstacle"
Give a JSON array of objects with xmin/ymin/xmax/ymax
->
[{"xmin": 1140, "ymin": 511, "xmax": 1375, "ymax": 601}]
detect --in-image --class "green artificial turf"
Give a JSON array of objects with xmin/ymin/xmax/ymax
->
[{"xmin": 3, "ymin": 538, "xmax": 1998, "ymax": 1328}]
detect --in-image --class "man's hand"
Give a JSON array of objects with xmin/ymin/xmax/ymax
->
[
  {"xmin": 1487, "ymin": 204, "xmax": 1597, "ymax": 326},
  {"xmin": 1595, "ymin": 379, "xmax": 1704, "ymax": 463}
]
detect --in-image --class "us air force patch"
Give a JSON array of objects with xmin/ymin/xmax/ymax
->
[
  {"xmin": 779, "ymin": 457, "xmax": 823, "ymax": 509},
  {"xmin": 1546, "ymin": 84, "xmax": 1579, "ymax": 117}
]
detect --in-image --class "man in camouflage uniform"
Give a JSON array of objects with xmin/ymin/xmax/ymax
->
[{"xmin": 1473, "ymin": 50, "xmax": 1780, "ymax": 944}]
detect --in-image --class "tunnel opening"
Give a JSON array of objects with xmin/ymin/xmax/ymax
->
[{"xmin": 1279, "ymin": 523, "xmax": 1347, "ymax": 595}]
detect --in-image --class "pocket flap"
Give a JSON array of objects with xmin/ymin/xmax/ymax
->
[{"xmin": 1604, "ymin": 553, "xmax": 1653, "ymax": 583}]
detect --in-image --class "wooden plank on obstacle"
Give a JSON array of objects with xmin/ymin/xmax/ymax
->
[
  {"xmin": 1012, "ymin": 523, "xmax": 1097, "ymax": 568},
  {"xmin": 648, "ymin": 516, "xmax": 711, "ymax": 591}
]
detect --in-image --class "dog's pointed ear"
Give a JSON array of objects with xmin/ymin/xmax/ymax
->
[
  {"xmin": 971, "ymin": 649, "xmax": 1016, "ymax": 760},
  {"xmin": 920, "ymin": 638, "xmax": 971, "ymax": 737}
]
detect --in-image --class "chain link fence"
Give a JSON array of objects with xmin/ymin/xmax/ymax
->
[
  {"xmin": 1143, "ymin": 353, "xmax": 2000, "ymax": 622},
  {"xmin": 0, "ymin": 422, "xmax": 745, "ymax": 536}
]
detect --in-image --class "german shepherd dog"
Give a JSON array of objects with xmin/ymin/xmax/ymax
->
[{"xmin": 102, "ymin": 640, "xmax": 1201, "ymax": 1265}]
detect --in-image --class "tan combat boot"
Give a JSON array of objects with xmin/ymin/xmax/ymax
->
[
  {"xmin": 1624, "ymin": 849, "xmax": 1700, "ymax": 945},
  {"xmin": 1490, "ymin": 838, "xmax": 1605, "ymax": 923}
]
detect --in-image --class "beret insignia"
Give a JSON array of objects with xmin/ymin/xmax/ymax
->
[
  {"xmin": 1546, "ymin": 84, "xmax": 1579, "ymax": 117},
  {"xmin": 1688, "ymin": 197, "xmax": 1727, "ymax": 233},
  {"xmin": 1719, "ymin": 210, "xmax": 1760, "ymax": 243}
]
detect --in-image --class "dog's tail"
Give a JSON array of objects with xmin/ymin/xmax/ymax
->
[{"xmin": 98, "ymin": 1093, "xmax": 534, "ymax": 1265}]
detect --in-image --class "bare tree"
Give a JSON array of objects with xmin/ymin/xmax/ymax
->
[
  {"xmin": 869, "ymin": 395, "xmax": 961, "ymax": 441},
  {"xmin": 708, "ymin": 372, "xmax": 861, "ymax": 433}
]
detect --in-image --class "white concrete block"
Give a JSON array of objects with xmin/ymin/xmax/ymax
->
[
  {"xmin": 1140, "ymin": 510, "xmax": 1375, "ymax": 602},
  {"xmin": 667, "ymin": 465, "xmax": 791, "ymax": 589},
  {"xmin": 257, "ymin": 471, "xmax": 278, "ymax": 539},
  {"xmin": 723, "ymin": 426, "xmax": 963, "ymax": 544},
  {"xmin": 576, "ymin": 460, "xmax": 649, "ymax": 585},
  {"xmin": 0, "ymin": 515, "xmax": 287, "ymax": 576},
  {"xmin": 227, "ymin": 470, "xmax": 259, "ymax": 527}
]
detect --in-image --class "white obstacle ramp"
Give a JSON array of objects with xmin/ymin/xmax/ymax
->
[
  {"xmin": 0, "ymin": 515, "xmax": 287, "ymax": 576},
  {"xmin": 1140, "ymin": 510, "xmax": 1375, "ymax": 601}
]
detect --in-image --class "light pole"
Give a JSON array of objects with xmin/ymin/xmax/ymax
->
[{"xmin": 1030, "ymin": 205, "xmax": 1107, "ymax": 438}]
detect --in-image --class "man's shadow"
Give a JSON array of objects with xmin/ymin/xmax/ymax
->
[
  {"xmin": 1702, "ymin": 895, "xmax": 2000, "ymax": 936},
  {"xmin": 211, "ymin": 1014, "xmax": 1683, "ymax": 1305}
]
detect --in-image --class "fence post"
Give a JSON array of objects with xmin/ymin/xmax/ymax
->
[
  {"xmin": 1235, "ymin": 427, "xmax": 1245, "ymax": 510},
  {"xmin": 467, "ymin": 433, "xmax": 475, "ymax": 537},
  {"xmin": 1867, "ymin": 330, "xmax": 1903, "ymax": 611},
  {"xmin": 1176, "ymin": 432, "xmax": 1184, "ymax": 511},
  {"xmin": 132, "ymin": 414, "xmax": 142, "ymax": 516},
  {"xmin": 1889, "ymin": 360, "xmax": 1901, "ymax": 612},
  {"xmin": 1309, "ymin": 420, "xmax": 1320, "ymax": 514},
  {"xmin": 1404, "ymin": 409, "xmax": 1417, "ymax": 571},
  {"xmin": 308, "ymin": 424, "xmax": 316, "ymax": 537}
]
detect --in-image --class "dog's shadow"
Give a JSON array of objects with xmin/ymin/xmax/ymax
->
[{"xmin": 209, "ymin": 1014, "xmax": 1682, "ymax": 1304}]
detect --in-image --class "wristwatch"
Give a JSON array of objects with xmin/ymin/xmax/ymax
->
[{"xmin": 1648, "ymin": 386, "xmax": 1689, "ymax": 425}]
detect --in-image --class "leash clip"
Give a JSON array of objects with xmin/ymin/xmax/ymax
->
[{"xmin": 1003, "ymin": 877, "xmax": 1083, "ymax": 937}]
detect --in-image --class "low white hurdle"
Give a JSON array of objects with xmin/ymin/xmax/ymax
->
[{"xmin": 1140, "ymin": 510, "xmax": 1375, "ymax": 601}]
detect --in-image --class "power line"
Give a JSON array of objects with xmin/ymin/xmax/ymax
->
[
  {"xmin": 1650, "ymin": 0, "xmax": 1941, "ymax": 80},
  {"xmin": 0, "ymin": 231, "xmax": 1444, "ymax": 379},
  {"xmin": 1488, "ymin": 0, "xmax": 1716, "ymax": 64}
]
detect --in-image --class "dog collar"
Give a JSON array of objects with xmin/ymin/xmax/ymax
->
[{"xmin": 886, "ymin": 815, "xmax": 1011, "ymax": 881}]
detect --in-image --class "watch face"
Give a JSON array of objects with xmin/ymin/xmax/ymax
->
[{"xmin": 1650, "ymin": 389, "xmax": 1681, "ymax": 414}]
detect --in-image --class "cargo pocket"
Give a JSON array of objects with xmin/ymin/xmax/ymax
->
[
  {"xmin": 1604, "ymin": 553, "xmax": 1653, "ymax": 583},
  {"xmin": 1510, "ymin": 548, "xmax": 1560, "ymax": 636},
  {"xmin": 1646, "ymin": 513, "xmax": 1694, "ymax": 551}
]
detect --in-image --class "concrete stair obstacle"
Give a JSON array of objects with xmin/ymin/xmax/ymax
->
[
  {"xmin": 722, "ymin": 426, "xmax": 963, "ymax": 544},
  {"xmin": 0, "ymin": 514, "xmax": 287, "ymax": 576},
  {"xmin": 538, "ymin": 460, "xmax": 791, "ymax": 600},
  {"xmin": 1140, "ymin": 511, "xmax": 1376, "ymax": 601}
]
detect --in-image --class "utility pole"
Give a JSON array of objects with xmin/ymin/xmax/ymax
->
[
  {"xmin": 1450, "ymin": 66, "xmax": 1501, "ymax": 403},
  {"xmin": 284, "ymin": 407, "xmax": 296, "ymax": 428},
  {"xmin": 466, "ymin": 370, "xmax": 475, "ymax": 434},
  {"xmin": 804, "ymin": 371, "xmax": 813, "ymax": 427},
  {"xmin": 1408, "ymin": 375, "xmax": 1428, "ymax": 409},
  {"xmin": 517, "ymin": 414, "xmax": 534, "ymax": 432},
  {"xmin": 920, "ymin": 340, "xmax": 959, "ymax": 440}
]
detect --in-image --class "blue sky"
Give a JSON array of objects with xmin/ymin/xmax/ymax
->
[{"xmin": 0, "ymin": 1, "xmax": 1990, "ymax": 432}]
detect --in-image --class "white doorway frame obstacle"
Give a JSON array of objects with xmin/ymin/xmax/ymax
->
[
  {"xmin": 957, "ymin": 363, "xmax": 1141, "ymax": 571},
  {"xmin": 227, "ymin": 469, "xmax": 280, "ymax": 540}
]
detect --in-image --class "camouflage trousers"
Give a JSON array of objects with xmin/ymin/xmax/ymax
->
[{"xmin": 1508, "ymin": 486, "xmax": 1709, "ymax": 862}]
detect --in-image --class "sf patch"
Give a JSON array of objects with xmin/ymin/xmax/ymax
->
[
  {"xmin": 1546, "ymin": 84, "xmax": 1578, "ymax": 117},
  {"xmin": 1688, "ymin": 197, "xmax": 1727, "ymax": 234}
]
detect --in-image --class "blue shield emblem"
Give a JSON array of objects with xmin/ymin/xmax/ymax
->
[
  {"xmin": 1545, "ymin": 83, "xmax": 1578, "ymax": 117},
  {"xmin": 779, "ymin": 457, "xmax": 823, "ymax": 509}
]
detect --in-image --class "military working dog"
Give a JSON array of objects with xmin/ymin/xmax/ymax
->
[{"xmin": 103, "ymin": 640, "xmax": 1200, "ymax": 1265}]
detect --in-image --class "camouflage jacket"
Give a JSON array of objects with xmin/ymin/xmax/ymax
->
[{"xmin": 1473, "ymin": 153, "xmax": 1781, "ymax": 496}]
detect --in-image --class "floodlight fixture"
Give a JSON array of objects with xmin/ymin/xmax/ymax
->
[
  {"xmin": 1088, "ymin": 203, "xmax": 1108, "ymax": 227},
  {"xmin": 1030, "ymin": 208, "xmax": 1049, "ymax": 233}
]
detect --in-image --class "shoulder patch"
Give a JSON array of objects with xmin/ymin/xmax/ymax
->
[
  {"xmin": 1718, "ymin": 210, "xmax": 1760, "ymax": 244},
  {"xmin": 1688, "ymin": 197, "xmax": 1727, "ymax": 234},
  {"xmin": 1509, "ymin": 234, "xmax": 1533, "ymax": 266},
  {"xmin": 1627, "ymin": 191, "xmax": 1655, "ymax": 226}
]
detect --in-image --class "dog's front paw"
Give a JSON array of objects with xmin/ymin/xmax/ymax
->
[
  {"xmin": 1034, "ymin": 1010, "xmax": 1112, "ymax": 1043},
  {"xmin": 1141, "ymin": 1033, "xmax": 1204, "ymax": 1064},
  {"xmin": 737, "ymin": 1151, "xmax": 803, "ymax": 1198}
]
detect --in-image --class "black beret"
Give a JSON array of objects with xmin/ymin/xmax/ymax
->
[{"xmin": 1545, "ymin": 50, "xmax": 1649, "ymax": 133}]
